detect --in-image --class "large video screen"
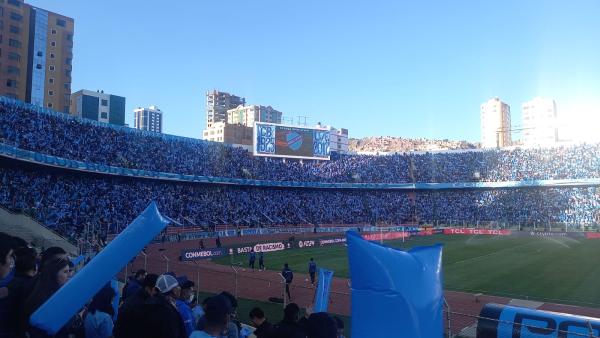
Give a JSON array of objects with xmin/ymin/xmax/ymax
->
[{"xmin": 254, "ymin": 122, "xmax": 330, "ymax": 160}]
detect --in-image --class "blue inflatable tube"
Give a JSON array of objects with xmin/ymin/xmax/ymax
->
[
  {"xmin": 313, "ymin": 268, "xmax": 334, "ymax": 313},
  {"xmin": 346, "ymin": 231, "xmax": 444, "ymax": 338},
  {"xmin": 30, "ymin": 202, "xmax": 170, "ymax": 334},
  {"xmin": 477, "ymin": 303, "xmax": 600, "ymax": 338}
]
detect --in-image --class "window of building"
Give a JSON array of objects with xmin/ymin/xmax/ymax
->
[
  {"xmin": 8, "ymin": 0, "xmax": 21, "ymax": 7},
  {"xmin": 66, "ymin": 34, "xmax": 72, "ymax": 41},
  {"xmin": 56, "ymin": 19, "xmax": 66, "ymax": 27},
  {"xmin": 51, "ymin": 29, "xmax": 56, "ymax": 35},
  {"xmin": 7, "ymin": 52, "xmax": 19, "ymax": 61},
  {"xmin": 63, "ymin": 106, "xmax": 69, "ymax": 114},
  {"xmin": 100, "ymin": 112, "xmax": 108, "ymax": 119},
  {"xmin": 0, "ymin": 35, "xmax": 3, "ymax": 43},
  {"xmin": 36, "ymin": 51, "xmax": 42, "ymax": 57},
  {"xmin": 6, "ymin": 79, "xmax": 17, "ymax": 88},
  {"xmin": 9, "ymin": 12, "xmax": 21, "ymax": 21},
  {"xmin": 35, "ymin": 64, "xmax": 42, "ymax": 69},
  {"xmin": 47, "ymin": 102, "xmax": 53, "ymax": 108},
  {"xmin": 0, "ymin": 20, "xmax": 3, "ymax": 29},
  {"xmin": 63, "ymin": 83, "xmax": 69, "ymax": 89},
  {"xmin": 48, "ymin": 90, "xmax": 54, "ymax": 96},
  {"xmin": 65, "ymin": 70, "xmax": 71, "ymax": 77},
  {"xmin": 8, "ymin": 38, "xmax": 20, "ymax": 48},
  {"xmin": 9, "ymin": 25, "xmax": 18, "ymax": 33},
  {"xmin": 7, "ymin": 65, "xmax": 19, "ymax": 75},
  {"xmin": 0, "ymin": 8, "xmax": 3, "ymax": 17},
  {"xmin": 50, "ymin": 41, "xmax": 56, "ymax": 47},
  {"xmin": 101, "ymin": 99, "xmax": 108, "ymax": 106},
  {"xmin": 48, "ymin": 78, "xmax": 54, "ymax": 84},
  {"xmin": 49, "ymin": 65, "xmax": 55, "ymax": 71},
  {"xmin": 65, "ymin": 58, "xmax": 72, "ymax": 65},
  {"xmin": 50, "ymin": 53, "xmax": 55, "ymax": 58}
]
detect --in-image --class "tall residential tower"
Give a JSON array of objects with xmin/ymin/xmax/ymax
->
[
  {"xmin": 134, "ymin": 105, "xmax": 163, "ymax": 133},
  {"xmin": 480, "ymin": 97, "xmax": 511, "ymax": 148},
  {"xmin": 206, "ymin": 90, "xmax": 245, "ymax": 128},
  {"xmin": 0, "ymin": 0, "xmax": 74, "ymax": 112},
  {"xmin": 522, "ymin": 97, "xmax": 558, "ymax": 147}
]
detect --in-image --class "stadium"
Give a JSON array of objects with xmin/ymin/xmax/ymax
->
[{"xmin": 2, "ymin": 97, "xmax": 600, "ymax": 337}]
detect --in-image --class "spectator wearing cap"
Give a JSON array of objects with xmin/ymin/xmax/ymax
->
[
  {"xmin": 114, "ymin": 273, "xmax": 158, "ymax": 338},
  {"xmin": 122, "ymin": 269, "xmax": 146, "ymax": 301},
  {"xmin": 249, "ymin": 307, "xmax": 273, "ymax": 338},
  {"xmin": 138, "ymin": 274, "xmax": 186, "ymax": 338},
  {"xmin": 84, "ymin": 284, "xmax": 116, "ymax": 338},
  {"xmin": 190, "ymin": 295, "xmax": 231, "ymax": 338},
  {"xmin": 175, "ymin": 277, "xmax": 196, "ymax": 337}
]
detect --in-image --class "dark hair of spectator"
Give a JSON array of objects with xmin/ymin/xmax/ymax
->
[
  {"xmin": 219, "ymin": 291, "xmax": 238, "ymax": 310},
  {"xmin": 135, "ymin": 269, "xmax": 146, "ymax": 278},
  {"xmin": 88, "ymin": 284, "xmax": 116, "ymax": 316},
  {"xmin": 283, "ymin": 303, "xmax": 300, "ymax": 322},
  {"xmin": 249, "ymin": 307, "xmax": 265, "ymax": 320},
  {"xmin": 143, "ymin": 273, "xmax": 159, "ymax": 288},
  {"xmin": 14, "ymin": 246, "xmax": 37, "ymax": 274},
  {"xmin": 22, "ymin": 257, "xmax": 70, "ymax": 325},
  {"xmin": 11, "ymin": 236, "xmax": 28, "ymax": 250},
  {"xmin": 0, "ymin": 232, "xmax": 14, "ymax": 266},
  {"xmin": 40, "ymin": 247, "xmax": 66, "ymax": 268},
  {"xmin": 204, "ymin": 295, "xmax": 231, "ymax": 326}
]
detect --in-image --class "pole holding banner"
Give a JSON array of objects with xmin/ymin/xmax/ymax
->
[{"xmin": 30, "ymin": 202, "xmax": 170, "ymax": 335}]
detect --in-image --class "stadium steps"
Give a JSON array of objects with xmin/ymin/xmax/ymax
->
[{"xmin": 0, "ymin": 206, "xmax": 78, "ymax": 255}]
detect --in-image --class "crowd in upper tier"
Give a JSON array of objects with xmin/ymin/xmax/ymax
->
[{"xmin": 1, "ymin": 100, "xmax": 600, "ymax": 184}]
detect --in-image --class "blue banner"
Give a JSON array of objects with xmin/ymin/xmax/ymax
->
[
  {"xmin": 346, "ymin": 231, "xmax": 444, "ymax": 338},
  {"xmin": 477, "ymin": 303, "xmax": 600, "ymax": 338},
  {"xmin": 313, "ymin": 268, "xmax": 334, "ymax": 312},
  {"xmin": 30, "ymin": 202, "xmax": 170, "ymax": 334}
]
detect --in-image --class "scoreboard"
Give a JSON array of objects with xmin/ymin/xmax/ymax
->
[{"xmin": 253, "ymin": 122, "xmax": 330, "ymax": 160}]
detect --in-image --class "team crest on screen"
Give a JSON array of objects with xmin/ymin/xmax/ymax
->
[{"xmin": 286, "ymin": 132, "xmax": 303, "ymax": 150}]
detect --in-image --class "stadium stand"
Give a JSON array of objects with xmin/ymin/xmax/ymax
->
[
  {"xmin": 0, "ymin": 97, "xmax": 599, "ymax": 243},
  {"xmin": 2, "ymin": 97, "xmax": 600, "ymax": 184}
]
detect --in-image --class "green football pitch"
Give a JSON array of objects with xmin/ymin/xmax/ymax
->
[{"xmin": 214, "ymin": 234, "xmax": 600, "ymax": 307}]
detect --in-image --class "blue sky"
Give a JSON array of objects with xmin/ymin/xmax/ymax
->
[{"xmin": 29, "ymin": 0, "xmax": 600, "ymax": 141}]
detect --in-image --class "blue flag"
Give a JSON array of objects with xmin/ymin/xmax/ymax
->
[
  {"xmin": 346, "ymin": 231, "xmax": 444, "ymax": 338},
  {"xmin": 313, "ymin": 267, "xmax": 334, "ymax": 312},
  {"xmin": 30, "ymin": 202, "xmax": 170, "ymax": 334}
]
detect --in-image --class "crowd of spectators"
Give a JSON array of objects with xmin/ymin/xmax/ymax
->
[
  {"xmin": 2, "ymin": 100, "xmax": 600, "ymax": 184},
  {"xmin": 0, "ymin": 233, "xmax": 346, "ymax": 338},
  {"xmin": 349, "ymin": 136, "xmax": 478, "ymax": 153},
  {"xmin": 1, "ymin": 164, "xmax": 598, "ymax": 242}
]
